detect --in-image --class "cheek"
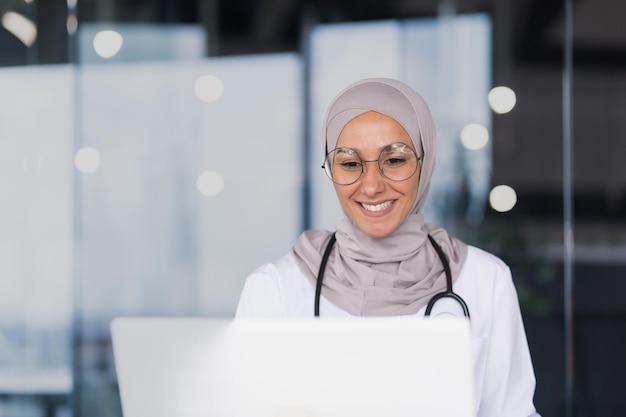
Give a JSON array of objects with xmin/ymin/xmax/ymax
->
[
  {"xmin": 404, "ymin": 178, "xmax": 421, "ymax": 212},
  {"xmin": 334, "ymin": 184, "xmax": 358, "ymax": 213},
  {"xmin": 334, "ymin": 184, "xmax": 352, "ymax": 202}
]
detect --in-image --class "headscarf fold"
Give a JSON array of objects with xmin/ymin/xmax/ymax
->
[{"xmin": 293, "ymin": 78, "xmax": 468, "ymax": 316}]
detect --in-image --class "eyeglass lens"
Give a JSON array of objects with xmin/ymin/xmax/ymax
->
[{"xmin": 323, "ymin": 142, "xmax": 419, "ymax": 185}]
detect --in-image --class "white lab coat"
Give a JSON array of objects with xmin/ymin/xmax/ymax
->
[{"xmin": 236, "ymin": 245, "xmax": 541, "ymax": 417}]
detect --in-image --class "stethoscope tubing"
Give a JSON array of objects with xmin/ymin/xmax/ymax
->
[
  {"xmin": 424, "ymin": 235, "xmax": 470, "ymax": 318},
  {"xmin": 314, "ymin": 233, "xmax": 337, "ymax": 317},
  {"xmin": 314, "ymin": 232, "xmax": 470, "ymax": 318}
]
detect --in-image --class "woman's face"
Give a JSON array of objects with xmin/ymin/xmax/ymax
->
[{"xmin": 333, "ymin": 111, "xmax": 421, "ymax": 238}]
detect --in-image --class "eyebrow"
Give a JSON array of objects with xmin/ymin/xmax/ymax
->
[{"xmin": 334, "ymin": 142, "xmax": 416, "ymax": 154}]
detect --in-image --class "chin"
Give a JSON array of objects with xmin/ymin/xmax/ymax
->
[{"xmin": 359, "ymin": 224, "xmax": 397, "ymax": 239}]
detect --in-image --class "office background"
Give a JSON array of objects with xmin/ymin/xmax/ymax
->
[{"xmin": 1, "ymin": 0, "xmax": 625, "ymax": 416}]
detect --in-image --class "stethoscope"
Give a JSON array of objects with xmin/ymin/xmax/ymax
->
[{"xmin": 314, "ymin": 233, "xmax": 470, "ymax": 319}]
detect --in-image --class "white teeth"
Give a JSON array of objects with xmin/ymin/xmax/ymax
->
[{"xmin": 361, "ymin": 200, "xmax": 394, "ymax": 212}]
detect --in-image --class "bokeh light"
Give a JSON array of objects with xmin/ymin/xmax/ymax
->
[
  {"xmin": 488, "ymin": 86, "xmax": 516, "ymax": 114},
  {"xmin": 460, "ymin": 123, "xmax": 489, "ymax": 150},
  {"xmin": 67, "ymin": 15, "xmax": 77, "ymax": 35},
  {"xmin": 93, "ymin": 30, "xmax": 123, "ymax": 58},
  {"xmin": 194, "ymin": 75, "xmax": 224, "ymax": 103},
  {"xmin": 2, "ymin": 12, "xmax": 37, "ymax": 47},
  {"xmin": 74, "ymin": 147, "xmax": 101, "ymax": 174},
  {"xmin": 197, "ymin": 170, "xmax": 224, "ymax": 196},
  {"xmin": 489, "ymin": 184, "xmax": 517, "ymax": 212}
]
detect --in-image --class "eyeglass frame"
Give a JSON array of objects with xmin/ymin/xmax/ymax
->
[{"xmin": 321, "ymin": 142, "xmax": 422, "ymax": 186}]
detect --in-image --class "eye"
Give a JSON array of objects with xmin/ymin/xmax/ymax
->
[
  {"xmin": 332, "ymin": 148, "xmax": 362, "ymax": 170},
  {"xmin": 340, "ymin": 160, "xmax": 362, "ymax": 170},
  {"xmin": 382, "ymin": 157, "xmax": 407, "ymax": 167},
  {"xmin": 380, "ymin": 143, "xmax": 417, "ymax": 168}
]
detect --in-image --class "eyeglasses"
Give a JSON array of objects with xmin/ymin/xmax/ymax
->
[{"xmin": 322, "ymin": 142, "xmax": 421, "ymax": 185}]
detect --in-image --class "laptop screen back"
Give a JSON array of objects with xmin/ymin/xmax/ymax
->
[{"xmin": 111, "ymin": 317, "xmax": 474, "ymax": 417}]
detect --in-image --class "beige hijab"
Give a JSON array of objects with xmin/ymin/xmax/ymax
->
[{"xmin": 293, "ymin": 78, "xmax": 468, "ymax": 316}]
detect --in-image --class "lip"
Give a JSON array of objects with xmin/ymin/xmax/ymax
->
[{"xmin": 357, "ymin": 199, "xmax": 396, "ymax": 217}]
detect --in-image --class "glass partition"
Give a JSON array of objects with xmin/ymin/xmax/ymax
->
[
  {"xmin": 0, "ymin": 64, "xmax": 74, "ymax": 417},
  {"xmin": 1, "ymin": 5, "xmax": 74, "ymax": 416},
  {"xmin": 74, "ymin": 38, "xmax": 303, "ymax": 417}
]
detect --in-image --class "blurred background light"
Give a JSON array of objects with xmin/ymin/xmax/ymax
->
[
  {"xmin": 74, "ymin": 147, "xmax": 101, "ymax": 174},
  {"xmin": 93, "ymin": 30, "xmax": 123, "ymax": 58},
  {"xmin": 460, "ymin": 123, "xmax": 489, "ymax": 150},
  {"xmin": 197, "ymin": 170, "xmax": 224, "ymax": 196},
  {"xmin": 194, "ymin": 74, "xmax": 224, "ymax": 103},
  {"xmin": 67, "ymin": 15, "xmax": 78, "ymax": 35},
  {"xmin": 21, "ymin": 151, "xmax": 43, "ymax": 173},
  {"xmin": 1, "ymin": 11, "xmax": 37, "ymax": 47},
  {"xmin": 488, "ymin": 86, "xmax": 516, "ymax": 114},
  {"xmin": 489, "ymin": 184, "xmax": 517, "ymax": 212}
]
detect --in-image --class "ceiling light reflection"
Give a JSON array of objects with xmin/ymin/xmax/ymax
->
[
  {"xmin": 74, "ymin": 147, "xmax": 101, "ymax": 174},
  {"xmin": 488, "ymin": 86, "xmax": 516, "ymax": 114},
  {"xmin": 194, "ymin": 75, "xmax": 224, "ymax": 103},
  {"xmin": 197, "ymin": 170, "xmax": 224, "ymax": 196},
  {"xmin": 460, "ymin": 123, "xmax": 489, "ymax": 150},
  {"xmin": 22, "ymin": 151, "xmax": 43, "ymax": 173},
  {"xmin": 2, "ymin": 12, "xmax": 37, "ymax": 47},
  {"xmin": 489, "ymin": 185, "xmax": 517, "ymax": 212},
  {"xmin": 66, "ymin": 15, "xmax": 77, "ymax": 35},
  {"xmin": 93, "ymin": 30, "xmax": 123, "ymax": 58}
]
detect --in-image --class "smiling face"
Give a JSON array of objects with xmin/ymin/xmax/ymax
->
[{"xmin": 333, "ymin": 111, "xmax": 421, "ymax": 238}]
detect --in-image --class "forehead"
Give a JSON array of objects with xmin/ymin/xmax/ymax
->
[{"xmin": 336, "ymin": 111, "xmax": 414, "ymax": 151}]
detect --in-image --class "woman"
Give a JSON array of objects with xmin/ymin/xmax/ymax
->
[{"xmin": 236, "ymin": 78, "xmax": 540, "ymax": 417}]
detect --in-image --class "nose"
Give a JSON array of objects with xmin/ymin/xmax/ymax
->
[{"xmin": 359, "ymin": 160, "xmax": 385, "ymax": 195}]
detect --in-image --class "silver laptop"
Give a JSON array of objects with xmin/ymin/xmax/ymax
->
[{"xmin": 111, "ymin": 317, "xmax": 474, "ymax": 417}]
